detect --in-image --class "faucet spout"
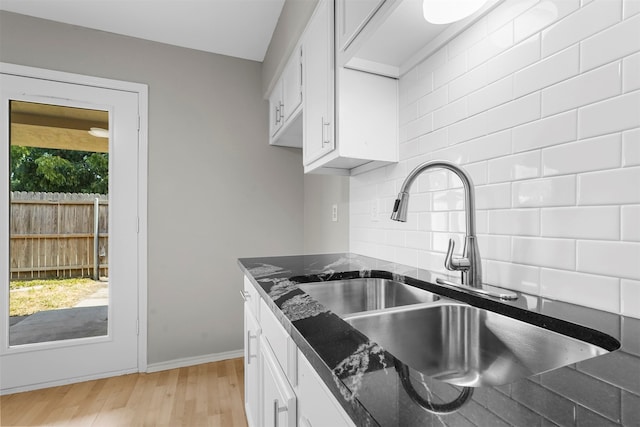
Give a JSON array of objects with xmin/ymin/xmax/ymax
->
[{"xmin": 391, "ymin": 160, "xmax": 482, "ymax": 287}]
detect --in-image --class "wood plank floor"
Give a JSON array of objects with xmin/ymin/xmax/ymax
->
[{"xmin": 0, "ymin": 358, "xmax": 248, "ymax": 426}]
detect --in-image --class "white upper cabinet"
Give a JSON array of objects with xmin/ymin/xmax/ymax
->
[
  {"xmin": 336, "ymin": 0, "xmax": 387, "ymax": 52},
  {"xmin": 303, "ymin": 0, "xmax": 398, "ymax": 175},
  {"xmin": 269, "ymin": 45, "xmax": 304, "ymax": 148},
  {"xmin": 338, "ymin": 0, "xmax": 504, "ymax": 77},
  {"xmin": 302, "ymin": 0, "xmax": 335, "ymax": 166}
]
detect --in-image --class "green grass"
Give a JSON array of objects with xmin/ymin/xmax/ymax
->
[{"xmin": 10, "ymin": 278, "xmax": 105, "ymax": 317}]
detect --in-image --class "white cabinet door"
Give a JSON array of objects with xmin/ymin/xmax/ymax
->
[
  {"xmin": 244, "ymin": 306, "xmax": 261, "ymax": 427},
  {"xmin": 297, "ymin": 350, "xmax": 355, "ymax": 427},
  {"xmin": 303, "ymin": 0, "xmax": 335, "ymax": 166},
  {"xmin": 269, "ymin": 79, "xmax": 284, "ymax": 138},
  {"xmin": 282, "ymin": 46, "xmax": 303, "ymax": 122},
  {"xmin": 261, "ymin": 336, "xmax": 297, "ymax": 427},
  {"xmin": 336, "ymin": 0, "xmax": 386, "ymax": 51}
]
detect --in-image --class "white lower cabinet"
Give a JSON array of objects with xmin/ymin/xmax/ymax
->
[
  {"xmin": 297, "ymin": 350, "xmax": 355, "ymax": 427},
  {"xmin": 261, "ymin": 335, "xmax": 297, "ymax": 427},
  {"xmin": 243, "ymin": 276, "xmax": 355, "ymax": 427}
]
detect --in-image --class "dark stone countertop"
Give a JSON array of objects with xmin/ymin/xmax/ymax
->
[{"xmin": 238, "ymin": 253, "xmax": 639, "ymax": 427}]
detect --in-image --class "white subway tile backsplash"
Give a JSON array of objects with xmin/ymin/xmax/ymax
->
[
  {"xmin": 450, "ymin": 64, "xmax": 489, "ymax": 102},
  {"xmin": 621, "ymin": 279, "xmax": 640, "ymax": 316},
  {"xmin": 486, "ymin": 92, "xmax": 541, "ymax": 135},
  {"xmin": 479, "ymin": 234, "xmax": 512, "ymax": 261},
  {"xmin": 578, "ymin": 167, "xmax": 640, "ymax": 205},
  {"xmin": 541, "ymin": 0, "xmax": 622, "ymax": 57},
  {"xmin": 512, "ymin": 110, "xmax": 578, "ymax": 152},
  {"xmin": 540, "ymin": 268, "xmax": 621, "ymax": 312},
  {"xmin": 467, "ymin": 22, "xmax": 514, "ymax": 69},
  {"xmin": 512, "ymin": 237, "xmax": 576, "ymax": 269},
  {"xmin": 484, "ymin": 260, "xmax": 541, "ymax": 294},
  {"xmin": 418, "ymin": 86, "xmax": 448, "ymax": 116},
  {"xmin": 580, "ymin": 13, "xmax": 640, "ymax": 72},
  {"xmin": 513, "ymin": 175, "xmax": 577, "ymax": 207},
  {"xmin": 448, "ymin": 111, "xmax": 488, "ymax": 145},
  {"xmin": 418, "ymin": 128, "xmax": 448, "ymax": 153},
  {"xmin": 621, "ymin": 205, "xmax": 640, "ymax": 241},
  {"xmin": 452, "ymin": 130, "xmax": 512, "ymax": 163},
  {"xmin": 542, "ymin": 133, "xmax": 622, "ymax": 176},
  {"xmin": 541, "ymin": 61, "xmax": 622, "ymax": 116},
  {"xmin": 350, "ymin": 0, "xmax": 640, "ymax": 318},
  {"xmin": 432, "ymin": 232, "xmax": 464, "ymax": 253},
  {"xmin": 406, "ymin": 113, "xmax": 434, "ymax": 141},
  {"xmin": 624, "ymin": 0, "xmax": 640, "ymax": 17},
  {"xmin": 416, "ymin": 170, "xmax": 449, "ymax": 192},
  {"xmin": 514, "ymin": 44, "xmax": 580, "ymax": 98},
  {"xmin": 433, "ymin": 188, "xmax": 464, "ymax": 211},
  {"xmin": 487, "ymin": 0, "xmax": 540, "ymax": 33},
  {"xmin": 541, "ymin": 206, "xmax": 620, "ymax": 239},
  {"xmin": 623, "ymin": 52, "xmax": 640, "ymax": 95},
  {"xmin": 486, "ymin": 34, "xmax": 541, "ymax": 83},
  {"xmin": 405, "ymin": 231, "xmax": 431, "ymax": 250},
  {"xmin": 488, "ymin": 151, "xmax": 541, "ymax": 183},
  {"xmin": 450, "ymin": 210, "xmax": 488, "ymax": 234},
  {"xmin": 488, "ymin": 208, "xmax": 540, "ymax": 236},
  {"xmin": 578, "ymin": 91, "xmax": 640, "ymax": 138},
  {"xmin": 514, "ymin": 0, "xmax": 581, "ymax": 43},
  {"xmin": 417, "ymin": 211, "xmax": 449, "ymax": 231},
  {"xmin": 433, "ymin": 98, "xmax": 468, "ymax": 129},
  {"xmin": 476, "ymin": 182, "xmax": 512, "ymax": 209},
  {"xmin": 448, "ymin": 17, "xmax": 488, "ymax": 59},
  {"xmin": 434, "ymin": 52, "xmax": 467, "ymax": 89},
  {"xmin": 468, "ymin": 75, "xmax": 514, "ymax": 116},
  {"xmin": 577, "ymin": 240, "xmax": 640, "ymax": 280}
]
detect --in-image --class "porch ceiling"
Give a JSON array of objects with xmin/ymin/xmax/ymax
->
[{"xmin": 10, "ymin": 101, "xmax": 109, "ymax": 153}]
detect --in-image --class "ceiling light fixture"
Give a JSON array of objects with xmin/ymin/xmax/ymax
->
[
  {"xmin": 88, "ymin": 127, "xmax": 109, "ymax": 138},
  {"xmin": 423, "ymin": 0, "xmax": 488, "ymax": 24}
]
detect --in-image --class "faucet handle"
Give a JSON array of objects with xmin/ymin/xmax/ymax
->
[{"xmin": 444, "ymin": 238, "xmax": 471, "ymax": 272}]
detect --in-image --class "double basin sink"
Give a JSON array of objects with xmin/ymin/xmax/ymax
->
[{"xmin": 297, "ymin": 278, "xmax": 618, "ymax": 387}]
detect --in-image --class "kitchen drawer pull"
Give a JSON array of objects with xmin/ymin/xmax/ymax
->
[
  {"xmin": 273, "ymin": 399, "xmax": 287, "ymax": 427},
  {"xmin": 246, "ymin": 331, "xmax": 258, "ymax": 364}
]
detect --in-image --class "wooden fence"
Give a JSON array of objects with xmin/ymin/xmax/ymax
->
[{"xmin": 9, "ymin": 192, "xmax": 109, "ymax": 280}]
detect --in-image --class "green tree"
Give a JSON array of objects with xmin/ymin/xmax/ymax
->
[{"xmin": 10, "ymin": 146, "xmax": 108, "ymax": 194}]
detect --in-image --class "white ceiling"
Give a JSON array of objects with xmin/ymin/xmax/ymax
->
[{"xmin": 0, "ymin": 0, "xmax": 286, "ymax": 62}]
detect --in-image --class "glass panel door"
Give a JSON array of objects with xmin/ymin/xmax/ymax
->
[{"xmin": 9, "ymin": 101, "xmax": 110, "ymax": 346}]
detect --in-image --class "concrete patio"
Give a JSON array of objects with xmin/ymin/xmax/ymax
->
[{"xmin": 8, "ymin": 287, "xmax": 109, "ymax": 346}]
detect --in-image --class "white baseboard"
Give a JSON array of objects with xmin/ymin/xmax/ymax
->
[
  {"xmin": 0, "ymin": 350, "xmax": 244, "ymax": 395},
  {"xmin": 0, "ymin": 367, "xmax": 139, "ymax": 396},
  {"xmin": 146, "ymin": 349, "xmax": 244, "ymax": 373}
]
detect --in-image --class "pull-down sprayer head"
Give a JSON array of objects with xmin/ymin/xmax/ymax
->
[{"xmin": 391, "ymin": 192, "xmax": 410, "ymax": 222}]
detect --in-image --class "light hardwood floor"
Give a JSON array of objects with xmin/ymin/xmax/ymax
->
[{"xmin": 0, "ymin": 358, "xmax": 248, "ymax": 426}]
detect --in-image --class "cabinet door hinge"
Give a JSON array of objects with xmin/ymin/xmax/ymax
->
[{"xmin": 136, "ymin": 319, "xmax": 139, "ymax": 335}]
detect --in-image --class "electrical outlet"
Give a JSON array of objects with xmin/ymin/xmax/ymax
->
[{"xmin": 332, "ymin": 204, "xmax": 338, "ymax": 222}]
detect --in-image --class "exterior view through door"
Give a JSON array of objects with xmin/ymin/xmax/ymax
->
[{"xmin": 0, "ymin": 66, "xmax": 147, "ymax": 394}]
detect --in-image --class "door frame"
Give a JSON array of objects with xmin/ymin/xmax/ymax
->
[{"xmin": 0, "ymin": 62, "xmax": 149, "ymax": 379}]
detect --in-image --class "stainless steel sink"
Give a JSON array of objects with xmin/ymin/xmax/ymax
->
[
  {"xmin": 297, "ymin": 278, "xmax": 440, "ymax": 317},
  {"xmin": 345, "ymin": 303, "xmax": 611, "ymax": 387}
]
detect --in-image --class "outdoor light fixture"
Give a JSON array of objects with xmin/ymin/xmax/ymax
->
[
  {"xmin": 423, "ymin": 0, "xmax": 488, "ymax": 24},
  {"xmin": 88, "ymin": 127, "xmax": 109, "ymax": 138}
]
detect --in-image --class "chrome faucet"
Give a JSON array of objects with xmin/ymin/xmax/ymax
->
[{"xmin": 391, "ymin": 160, "xmax": 482, "ymax": 288}]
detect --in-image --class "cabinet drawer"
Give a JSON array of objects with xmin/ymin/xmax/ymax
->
[
  {"xmin": 243, "ymin": 276, "xmax": 260, "ymax": 318},
  {"xmin": 297, "ymin": 351, "xmax": 355, "ymax": 427},
  {"xmin": 260, "ymin": 299, "xmax": 297, "ymax": 385}
]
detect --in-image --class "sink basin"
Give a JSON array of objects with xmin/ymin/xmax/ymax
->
[
  {"xmin": 345, "ymin": 303, "xmax": 612, "ymax": 387},
  {"xmin": 297, "ymin": 278, "xmax": 440, "ymax": 317}
]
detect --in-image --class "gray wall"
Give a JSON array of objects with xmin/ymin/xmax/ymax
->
[
  {"xmin": 262, "ymin": 0, "xmax": 350, "ymax": 254},
  {"xmin": 303, "ymin": 174, "xmax": 349, "ymax": 253},
  {"xmin": 0, "ymin": 11, "xmax": 305, "ymax": 364}
]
